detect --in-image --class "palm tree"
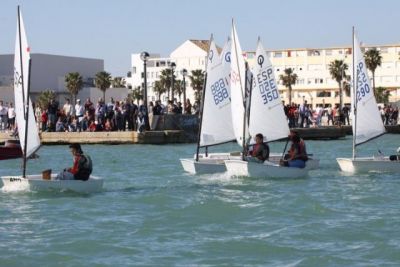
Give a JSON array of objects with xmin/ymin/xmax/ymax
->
[
  {"xmin": 37, "ymin": 89, "xmax": 56, "ymax": 109},
  {"xmin": 131, "ymin": 86, "xmax": 143, "ymax": 104},
  {"xmin": 375, "ymin": 87, "xmax": 390, "ymax": 104},
  {"xmin": 279, "ymin": 68, "xmax": 297, "ymax": 105},
  {"xmin": 189, "ymin": 69, "xmax": 205, "ymax": 102},
  {"xmin": 159, "ymin": 69, "xmax": 174, "ymax": 100},
  {"xmin": 173, "ymin": 79, "xmax": 183, "ymax": 102},
  {"xmin": 364, "ymin": 48, "xmax": 382, "ymax": 98},
  {"xmin": 111, "ymin": 77, "xmax": 126, "ymax": 88},
  {"xmin": 95, "ymin": 71, "xmax": 112, "ymax": 101},
  {"xmin": 329, "ymin": 60, "xmax": 348, "ymax": 109},
  {"xmin": 65, "ymin": 72, "xmax": 83, "ymax": 105},
  {"xmin": 153, "ymin": 80, "xmax": 166, "ymax": 100}
]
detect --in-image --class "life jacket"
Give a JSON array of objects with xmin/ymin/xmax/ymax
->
[{"xmin": 75, "ymin": 154, "xmax": 93, "ymax": 181}]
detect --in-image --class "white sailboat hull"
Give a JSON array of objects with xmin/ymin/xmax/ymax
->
[
  {"xmin": 1, "ymin": 174, "xmax": 103, "ymax": 193},
  {"xmin": 180, "ymin": 152, "xmax": 319, "ymax": 174},
  {"xmin": 224, "ymin": 159, "xmax": 309, "ymax": 179},
  {"xmin": 180, "ymin": 152, "xmax": 241, "ymax": 174},
  {"xmin": 336, "ymin": 157, "xmax": 400, "ymax": 173}
]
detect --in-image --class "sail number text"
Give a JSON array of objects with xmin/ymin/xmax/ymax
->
[
  {"xmin": 256, "ymin": 68, "xmax": 279, "ymax": 105},
  {"xmin": 356, "ymin": 62, "xmax": 371, "ymax": 103},
  {"xmin": 211, "ymin": 78, "xmax": 229, "ymax": 105}
]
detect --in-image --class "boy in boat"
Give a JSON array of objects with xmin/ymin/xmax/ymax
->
[
  {"xmin": 56, "ymin": 143, "xmax": 92, "ymax": 181},
  {"xmin": 281, "ymin": 131, "xmax": 308, "ymax": 168},
  {"xmin": 247, "ymin": 133, "xmax": 270, "ymax": 163}
]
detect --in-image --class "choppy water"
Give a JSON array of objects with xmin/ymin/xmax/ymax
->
[{"xmin": 1, "ymin": 135, "xmax": 400, "ymax": 266}]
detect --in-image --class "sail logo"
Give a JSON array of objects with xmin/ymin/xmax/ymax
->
[
  {"xmin": 211, "ymin": 78, "xmax": 229, "ymax": 105},
  {"xmin": 356, "ymin": 62, "xmax": 371, "ymax": 103},
  {"xmin": 257, "ymin": 55, "xmax": 264, "ymax": 67},
  {"xmin": 209, "ymin": 50, "xmax": 214, "ymax": 63},
  {"xmin": 225, "ymin": 52, "xmax": 231, "ymax": 63},
  {"xmin": 256, "ymin": 67, "xmax": 279, "ymax": 105},
  {"xmin": 14, "ymin": 68, "xmax": 23, "ymax": 87}
]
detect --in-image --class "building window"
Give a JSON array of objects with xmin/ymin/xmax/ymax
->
[
  {"xmin": 132, "ymin": 67, "xmax": 136, "ymax": 74},
  {"xmin": 325, "ymin": 50, "xmax": 332, "ymax": 56},
  {"xmin": 274, "ymin": 52, "xmax": 282, "ymax": 58}
]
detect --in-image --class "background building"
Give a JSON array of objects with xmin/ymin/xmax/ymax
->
[
  {"xmin": 126, "ymin": 40, "xmax": 210, "ymax": 104},
  {"xmin": 127, "ymin": 41, "xmax": 400, "ymax": 108},
  {"xmin": 0, "ymin": 53, "xmax": 111, "ymax": 104}
]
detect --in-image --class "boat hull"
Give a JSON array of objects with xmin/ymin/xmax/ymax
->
[
  {"xmin": 0, "ymin": 146, "xmax": 22, "ymax": 160},
  {"xmin": 224, "ymin": 159, "xmax": 309, "ymax": 179},
  {"xmin": 336, "ymin": 157, "xmax": 400, "ymax": 173},
  {"xmin": 0, "ymin": 140, "xmax": 22, "ymax": 160},
  {"xmin": 1, "ymin": 174, "xmax": 104, "ymax": 193},
  {"xmin": 180, "ymin": 152, "xmax": 319, "ymax": 174}
]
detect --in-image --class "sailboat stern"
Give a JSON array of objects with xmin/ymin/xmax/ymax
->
[{"xmin": 180, "ymin": 158, "xmax": 227, "ymax": 174}]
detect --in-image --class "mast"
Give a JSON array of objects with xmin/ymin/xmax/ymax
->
[
  {"xmin": 195, "ymin": 35, "xmax": 212, "ymax": 161},
  {"xmin": 17, "ymin": 6, "xmax": 28, "ymax": 178},
  {"xmin": 231, "ymin": 20, "xmax": 247, "ymax": 160},
  {"xmin": 352, "ymin": 27, "xmax": 357, "ymax": 160},
  {"xmin": 241, "ymin": 62, "xmax": 251, "ymax": 160},
  {"xmin": 22, "ymin": 59, "xmax": 32, "ymax": 178}
]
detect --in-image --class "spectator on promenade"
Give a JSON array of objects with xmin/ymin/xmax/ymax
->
[
  {"xmin": 7, "ymin": 102, "xmax": 16, "ymax": 131},
  {"xmin": 153, "ymin": 100, "xmax": 162, "ymax": 115},
  {"xmin": 185, "ymin": 99, "xmax": 192, "ymax": 115},
  {"xmin": 342, "ymin": 105, "xmax": 350, "ymax": 125},
  {"xmin": 75, "ymin": 99, "xmax": 84, "ymax": 132},
  {"xmin": 176, "ymin": 102, "xmax": 183, "ymax": 114},
  {"xmin": 0, "ymin": 100, "xmax": 8, "ymax": 131},
  {"xmin": 299, "ymin": 100, "xmax": 307, "ymax": 128},
  {"xmin": 55, "ymin": 117, "xmax": 66, "ymax": 132},
  {"xmin": 47, "ymin": 99, "xmax": 58, "ymax": 132},
  {"xmin": 63, "ymin": 98, "xmax": 73, "ymax": 121}
]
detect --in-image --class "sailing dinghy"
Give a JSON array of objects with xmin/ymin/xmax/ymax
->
[
  {"xmin": 336, "ymin": 29, "xmax": 400, "ymax": 173},
  {"xmin": 225, "ymin": 36, "xmax": 317, "ymax": 178},
  {"xmin": 180, "ymin": 36, "xmax": 240, "ymax": 174},
  {"xmin": 1, "ymin": 7, "xmax": 103, "ymax": 193}
]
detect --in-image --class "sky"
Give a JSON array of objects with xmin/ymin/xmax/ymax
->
[{"xmin": 1, "ymin": 0, "xmax": 399, "ymax": 76}]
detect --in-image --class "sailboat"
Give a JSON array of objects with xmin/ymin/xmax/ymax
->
[
  {"xmin": 336, "ymin": 29, "xmax": 400, "ymax": 173},
  {"xmin": 224, "ymin": 37, "xmax": 316, "ymax": 178},
  {"xmin": 180, "ymin": 36, "xmax": 239, "ymax": 174},
  {"xmin": 1, "ymin": 6, "xmax": 103, "ymax": 193},
  {"xmin": 0, "ymin": 140, "xmax": 22, "ymax": 160}
]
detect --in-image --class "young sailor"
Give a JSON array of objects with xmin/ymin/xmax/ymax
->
[
  {"xmin": 247, "ymin": 133, "xmax": 270, "ymax": 163},
  {"xmin": 281, "ymin": 131, "xmax": 308, "ymax": 168},
  {"xmin": 56, "ymin": 143, "xmax": 92, "ymax": 180}
]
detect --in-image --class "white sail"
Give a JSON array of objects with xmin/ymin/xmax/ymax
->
[
  {"xmin": 199, "ymin": 37, "xmax": 235, "ymax": 146},
  {"xmin": 14, "ymin": 8, "xmax": 40, "ymax": 158},
  {"xmin": 353, "ymin": 33, "xmax": 385, "ymax": 146},
  {"xmin": 230, "ymin": 22, "xmax": 246, "ymax": 147},
  {"xmin": 249, "ymin": 39, "xmax": 290, "ymax": 142}
]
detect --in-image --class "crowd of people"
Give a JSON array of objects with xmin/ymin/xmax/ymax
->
[
  {"xmin": 34, "ymin": 97, "xmax": 200, "ymax": 133},
  {"xmin": 0, "ymin": 97, "xmax": 399, "ymax": 134},
  {"xmin": 283, "ymin": 100, "xmax": 399, "ymax": 128}
]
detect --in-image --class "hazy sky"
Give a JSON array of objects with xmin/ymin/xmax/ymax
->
[{"xmin": 1, "ymin": 0, "xmax": 399, "ymax": 76}]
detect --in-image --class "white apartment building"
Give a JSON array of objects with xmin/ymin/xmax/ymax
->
[
  {"xmin": 245, "ymin": 44, "xmax": 400, "ymax": 107},
  {"xmin": 127, "ymin": 40, "xmax": 400, "ymax": 107},
  {"xmin": 126, "ymin": 40, "xmax": 209, "ymax": 104}
]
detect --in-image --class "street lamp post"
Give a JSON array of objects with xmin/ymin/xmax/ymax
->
[
  {"xmin": 170, "ymin": 62, "xmax": 176, "ymax": 101},
  {"xmin": 140, "ymin": 51, "xmax": 150, "ymax": 131},
  {"xmin": 181, "ymin": 68, "xmax": 187, "ymax": 114}
]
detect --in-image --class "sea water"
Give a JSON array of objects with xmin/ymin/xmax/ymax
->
[{"xmin": 0, "ymin": 135, "xmax": 400, "ymax": 266}]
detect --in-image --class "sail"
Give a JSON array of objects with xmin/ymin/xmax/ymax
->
[
  {"xmin": 199, "ymin": 37, "xmax": 235, "ymax": 147},
  {"xmin": 353, "ymin": 33, "xmax": 385, "ymax": 146},
  {"xmin": 249, "ymin": 39, "xmax": 290, "ymax": 142},
  {"xmin": 230, "ymin": 22, "xmax": 246, "ymax": 147},
  {"xmin": 14, "ymin": 8, "xmax": 40, "ymax": 158}
]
